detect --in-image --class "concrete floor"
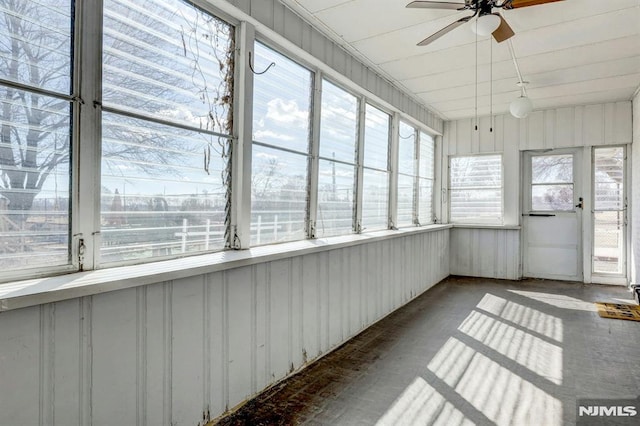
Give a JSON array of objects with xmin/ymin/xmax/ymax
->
[{"xmin": 215, "ymin": 276, "xmax": 640, "ymax": 426}]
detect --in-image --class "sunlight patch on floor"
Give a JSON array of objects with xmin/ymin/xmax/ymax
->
[
  {"xmin": 459, "ymin": 311, "xmax": 563, "ymax": 385},
  {"xmin": 476, "ymin": 293, "xmax": 563, "ymax": 342},
  {"xmin": 375, "ymin": 377, "xmax": 473, "ymax": 426},
  {"xmin": 508, "ymin": 290, "xmax": 596, "ymax": 312}
]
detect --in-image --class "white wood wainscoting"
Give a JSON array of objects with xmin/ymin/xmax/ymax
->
[
  {"xmin": 0, "ymin": 229, "xmax": 449, "ymax": 426},
  {"xmin": 450, "ymin": 227, "xmax": 521, "ymax": 280}
]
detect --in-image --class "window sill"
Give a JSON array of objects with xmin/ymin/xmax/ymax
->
[
  {"xmin": 452, "ymin": 224, "xmax": 521, "ymax": 230},
  {"xmin": 0, "ymin": 224, "xmax": 451, "ymax": 312}
]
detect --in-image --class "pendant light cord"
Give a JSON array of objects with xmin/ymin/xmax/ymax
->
[
  {"xmin": 490, "ymin": 38, "xmax": 493, "ymax": 132},
  {"xmin": 474, "ymin": 26, "xmax": 478, "ymax": 131}
]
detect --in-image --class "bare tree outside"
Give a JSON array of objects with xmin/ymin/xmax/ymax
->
[
  {"xmin": 0, "ymin": 0, "xmax": 72, "ymax": 268},
  {"xmin": 0, "ymin": 0, "xmax": 236, "ymax": 269}
]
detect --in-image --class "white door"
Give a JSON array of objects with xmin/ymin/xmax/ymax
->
[{"xmin": 523, "ymin": 150, "xmax": 583, "ymax": 281}]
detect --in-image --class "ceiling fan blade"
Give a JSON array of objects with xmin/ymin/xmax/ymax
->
[
  {"xmin": 492, "ymin": 14, "xmax": 514, "ymax": 43},
  {"xmin": 407, "ymin": 1, "xmax": 467, "ymax": 10},
  {"xmin": 504, "ymin": 0, "xmax": 564, "ymax": 9},
  {"xmin": 417, "ymin": 15, "xmax": 473, "ymax": 46}
]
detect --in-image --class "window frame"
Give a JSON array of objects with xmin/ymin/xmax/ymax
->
[
  {"xmin": 0, "ymin": 0, "xmax": 78, "ymax": 282},
  {"xmin": 0, "ymin": 1, "xmax": 443, "ymax": 284},
  {"xmin": 315, "ymin": 76, "xmax": 360, "ymax": 238},
  {"xmin": 249, "ymin": 39, "xmax": 315, "ymax": 246},
  {"xmin": 359, "ymin": 102, "xmax": 392, "ymax": 232},
  {"xmin": 97, "ymin": 0, "xmax": 237, "ymax": 267},
  {"xmin": 448, "ymin": 153, "xmax": 504, "ymax": 225}
]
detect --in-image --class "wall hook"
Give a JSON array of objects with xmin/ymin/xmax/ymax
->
[{"xmin": 248, "ymin": 51, "xmax": 275, "ymax": 75}]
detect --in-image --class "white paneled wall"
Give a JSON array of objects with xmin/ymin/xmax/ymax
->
[
  {"xmin": 444, "ymin": 101, "xmax": 633, "ymax": 281},
  {"xmin": 0, "ymin": 229, "xmax": 449, "ymax": 426},
  {"xmin": 450, "ymin": 228, "xmax": 520, "ymax": 280}
]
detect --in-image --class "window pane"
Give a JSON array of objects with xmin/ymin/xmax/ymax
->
[
  {"xmin": 319, "ymin": 80, "xmax": 358, "ymax": 163},
  {"xmin": 251, "ymin": 145, "xmax": 307, "ymax": 246},
  {"xmin": 450, "ymin": 155, "xmax": 502, "ymax": 223},
  {"xmin": 317, "ymin": 160, "xmax": 354, "ymax": 237},
  {"xmin": 593, "ymin": 211, "xmax": 624, "ymax": 274},
  {"xmin": 363, "ymin": 104, "xmax": 390, "ymax": 170},
  {"xmin": 0, "ymin": 89, "xmax": 71, "ymax": 270},
  {"xmin": 531, "ymin": 184, "xmax": 573, "ymax": 211},
  {"xmin": 594, "ymin": 147, "xmax": 624, "ymax": 210},
  {"xmin": 0, "ymin": 0, "xmax": 72, "ymax": 94},
  {"xmin": 450, "ymin": 189, "xmax": 502, "ymax": 223},
  {"xmin": 532, "ymin": 154, "xmax": 572, "ymax": 184},
  {"xmin": 418, "ymin": 178, "xmax": 433, "ymax": 224},
  {"xmin": 103, "ymin": 0, "xmax": 234, "ymax": 135},
  {"xmin": 100, "ymin": 113, "xmax": 228, "ymax": 263},
  {"xmin": 398, "ymin": 121, "xmax": 416, "ymax": 175},
  {"xmin": 450, "ymin": 155, "xmax": 502, "ymax": 189},
  {"xmin": 252, "ymin": 43, "xmax": 312, "ymax": 153},
  {"xmin": 397, "ymin": 174, "xmax": 415, "ymax": 227},
  {"xmin": 419, "ymin": 131, "xmax": 434, "ymax": 179},
  {"xmin": 362, "ymin": 168, "xmax": 388, "ymax": 231}
]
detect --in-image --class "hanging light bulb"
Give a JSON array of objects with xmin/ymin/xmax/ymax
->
[
  {"xmin": 510, "ymin": 95, "xmax": 533, "ymax": 118},
  {"xmin": 471, "ymin": 14, "xmax": 501, "ymax": 37}
]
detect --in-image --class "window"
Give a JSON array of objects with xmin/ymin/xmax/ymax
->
[
  {"xmin": 531, "ymin": 154, "xmax": 573, "ymax": 211},
  {"xmin": 397, "ymin": 121, "xmax": 416, "ymax": 227},
  {"xmin": 449, "ymin": 155, "xmax": 502, "ymax": 224},
  {"xmin": 418, "ymin": 131, "xmax": 435, "ymax": 224},
  {"xmin": 361, "ymin": 104, "xmax": 390, "ymax": 231},
  {"xmin": 317, "ymin": 80, "xmax": 358, "ymax": 237},
  {"xmin": 0, "ymin": 0, "xmax": 73, "ymax": 272},
  {"xmin": 100, "ymin": 0, "xmax": 234, "ymax": 263},
  {"xmin": 593, "ymin": 147, "xmax": 625, "ymax": 274},
  {"xmin": 250, "ymin": 43, "xmax": 312, "ymax": 245}
]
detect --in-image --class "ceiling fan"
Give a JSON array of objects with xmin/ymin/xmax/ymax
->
[{"xmin": 407, "ymin": 0, "xmax": 564, "ymax": 46}]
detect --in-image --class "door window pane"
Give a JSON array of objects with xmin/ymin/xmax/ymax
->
[
  {"xmin": 594, "ymin": 148, "xmax": 624, "ymax": 210},
  {"xmin": 593, "ymin": 147, "xmax": 624, "ymax": 275},
  {"xmin": 532, "ymin": 154, "xmax": 572, "ymax": 183},
  {"xmin": 531, "ymin": 185, "xmax": 574, "ymax": 211},
  {"xmin": 531, "ymin": 154, "xmax": 574, "ymax": 211}
]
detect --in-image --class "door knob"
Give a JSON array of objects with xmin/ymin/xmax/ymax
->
[{"xmin": 575, "ymin": 197, "xmax": 583, "ymax": 209}]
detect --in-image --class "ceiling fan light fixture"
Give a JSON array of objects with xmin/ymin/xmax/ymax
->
[
  {"xmin": 510, "ymin": 95, "xmax": 533, "ymax": 118},
  {"xmin": 471, "ymin": 13, "xmax": 501, "ymax": 36}
]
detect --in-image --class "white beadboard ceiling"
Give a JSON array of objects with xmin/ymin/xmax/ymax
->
[{"xmin": 281, "ymin": 0, "xmax": 640, "ymax": 120}]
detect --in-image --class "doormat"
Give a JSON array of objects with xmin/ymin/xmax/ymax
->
[{"xmin": 595, "ymin": 302, "xmax": 640, "ymax": 322}]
